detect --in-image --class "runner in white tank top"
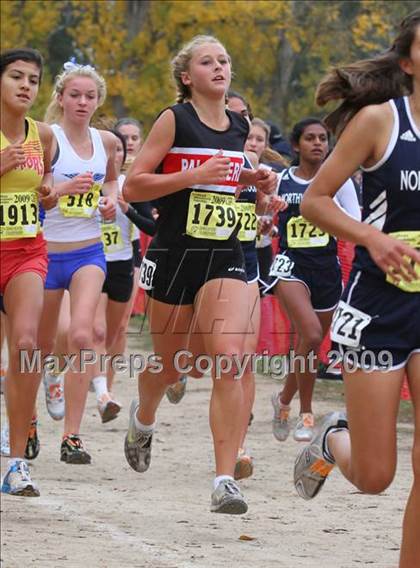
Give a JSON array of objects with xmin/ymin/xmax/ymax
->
[{"xmin": 37, "ymin": 61, "xmax": 118, "ymax": 466}]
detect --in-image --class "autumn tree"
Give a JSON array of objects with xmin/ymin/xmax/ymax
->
[{"xmin": 1, "ymin": 0, "xmax": 418, "ymax": 132}]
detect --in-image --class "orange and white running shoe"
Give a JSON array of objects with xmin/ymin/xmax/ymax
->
[
  {"xmin": 294, "ymin": 411, "xmax": 348, "ymax": 500},
  {"xmin": 293, "ymin": 412, "xmax": 315, "ymax": 442}
]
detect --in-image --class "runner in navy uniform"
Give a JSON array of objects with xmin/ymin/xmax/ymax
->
[
  {"xmin": 266, "ymin": 118, "xmax": 360, "ymax": 443},
  {"xmin": 122, "ymin": 35, "xmax": 277, "ymax": 514},
  {"xmin": 293, "ymin": 11, "xmax": 420, "ymax": 568}
]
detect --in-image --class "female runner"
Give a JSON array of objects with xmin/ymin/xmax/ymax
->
[
  {"xmin": 38, "ymin": 61, "xmax": 117, "ymax": 464},
  {"xmin": 0, "ymin": 48, "xmax": 57, "ymax": 496},
  {"xmin": 123, "ymin": 35, "xmax": 277, "ymax": 514},
  {"xmin": 293, "ymin": 11, "xmax": 420, "ymax": 568},
  {"xmin": 267, "ymin": 118, "xmax": 360, "ymax": 442}
]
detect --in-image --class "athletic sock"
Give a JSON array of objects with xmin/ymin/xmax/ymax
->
[
  {"xmin": 134, "ymin": 412, "xmax": 155, "ymax": 433},
  {"xmin": 8, "ymin": 457, "xmax": 24, "ymax": 468},
  {"xmin": 213, "ymin": 475, "xmax": 234, "ymax": 490},
  {"xmin": 324, "ymin": 425, "xmax": 349, "ymax": 463},
  {"xmin": 92, "ymin": 375, "xmax": 108, "ymax": 400}
]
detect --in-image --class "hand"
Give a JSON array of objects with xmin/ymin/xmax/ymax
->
[
  {"xmin": 38, "ymin": 185, "xmax": 58, "ymax": 210},
  {"xmin": 117, "ymin": 194, "xmax": 129, "ymax": 214},
  {"xmin": 366, "ymin": 231, "xmax": 420, "ymax": 284},
  {"xmin": 257, "ymin": 216, "xmax": 274, "ymax": 236},
  {"xmin": 192, "ymin": 150, "xmax": 231, "ymax": 185},
  {"xmin": 0, "ymin": 144, "xmax": 26, "ymax": 175},
  {"xmin": 267, "ymin": 194, "xmax": 288, "ymax": 214},
  {"xmin": 99, "ymin": 196, "xmax": 117, "ymax": 220},
  {"xmin": 60, "ymin": 172, "xmax": 94, "ymax": 196},
  {"xmin": 253, "ymin": 168, "xmax": 278, "ymax": 195}
]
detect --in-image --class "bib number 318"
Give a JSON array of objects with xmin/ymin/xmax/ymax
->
[{"xmin": 139, "ymin": 257, "xmax": 156, "ymax": 291}]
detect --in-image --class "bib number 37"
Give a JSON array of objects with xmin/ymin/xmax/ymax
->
[
  {"xmin": 139, "ymin": 257, "xmax": 156, "ymax": 291},
  {"xmin": 330, "ymin": 300, "xmax": 372, "ymax": 348}
]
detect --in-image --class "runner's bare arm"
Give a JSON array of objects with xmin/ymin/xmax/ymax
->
[
  {"xmin": 123, "ymin": 110, "xmax": 231, "ymax": 202},
  {"xmin": 301, "ymin": 104, "xmax": 420, "ymax": 279}
]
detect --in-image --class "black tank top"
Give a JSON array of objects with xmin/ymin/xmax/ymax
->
[
  {"xmin": 155, "ymin": 103, "xmax": 249, "ymax": 246},
  {"xmin": 354, "ymin": 97, "xmax": 420, "ymax": 286}
]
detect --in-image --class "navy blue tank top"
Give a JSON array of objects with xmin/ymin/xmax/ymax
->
[
  {"xmin": 155, "ymin": 103, "xmax": 249, "ymax": 246},
  {"xmin": 277, "ymin": 167, "xmax": 338, "ymax": 268},
  {"xmin": 354, "ymin": 96, "xmax": 420, "ymax": 279}
]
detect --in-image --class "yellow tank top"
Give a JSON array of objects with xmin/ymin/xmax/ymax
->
[{"xmin": 0, "ymin": 117, "xmax": 43, "ymax": 240}]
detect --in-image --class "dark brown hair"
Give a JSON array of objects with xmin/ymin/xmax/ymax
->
[
  {"xmin": 0, "ymin": 48, "xmax": 43, "ymax": 83},
  {"xmin": 316, "ymin": 9, "xmax": 420, "ymax": 136}
]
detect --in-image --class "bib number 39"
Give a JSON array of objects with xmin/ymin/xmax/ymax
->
[
  {"xmin": 269, "ymin": 254, "xmax": 295, "ymax": 278},
  {"xmin": 330, "ymin": 300, "xmax": 372, "ymax": 348},
  {"xmin": 139, "ymin": 258, "xmax": 156, "ymax": 291}
]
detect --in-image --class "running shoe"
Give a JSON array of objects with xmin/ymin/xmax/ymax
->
[
  {"xmin": 24, "ymin": 418, "xmax": 40, "ymax": 460},
  {"xmin": 234, "ymin": 448, "xmax": 254, "ymax": 480},
  {"xmin": 1, "ymin": 459, "xmax": 40, "ymax": 497},
  {"xmin": 293, "ymin": 412, "xmax": 315, "ymax": 442},
  {"xmin": 166, "ymin": 375, "xmax": 187, "ymax": 404},
  {"xmin": 1, "ymin": 422, "xmax": 10, "ymax": 456},
  {"xmin": 271, "ymin": 392, "xmax": 290, "ymax": 442},
  {"xmin": 124, "ymin": 399, "xmax": 153, "ymax": 473},
  {"xmin": 43, "ymin": 371, "xmax": 65, "ymax": 421},
  {"xmin": 60, "ymin": 434, "xmax": 91, "ymax": 464},
  {"xmin": 210, "ymin": 479, "xmax": 248, "ymax": 514},
  {"xmin": 294, "ymin": 411, "xmax": 348, "ymax": 500},
  {"xmin": 97, "ymin": 392, "xmax": 122, "ymax": 423}
]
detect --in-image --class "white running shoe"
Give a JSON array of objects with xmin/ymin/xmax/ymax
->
[
  {"xmin": 294, "ymin": 411, "xmax": 348, "ymax": 500},
  {"xmin": 124, "ymin": 400, "xmax": 153, "ymax": 473},
  {"xmin": 1, "ymin": 422, "xmax": 10, "ymax": 456},
  {"xmin": 271, "ymin": 392, "xmax": 291, "ymax": 442},
  {"xmin": 293, "ymin": 413, "xmax": 315, "ymax": 442},
  {"xmin": 1, "ymin": 459, "xmax": 40, "ymax": 497},
  {"xmin": 43, "ymin": 371, "xmax": 65, "ymax": 421},
  {"xmin": 211, "ymin": 479, "xmax": 248, "ymax": 514}
]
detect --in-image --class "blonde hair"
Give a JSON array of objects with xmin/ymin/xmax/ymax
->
[
  {"xmin": 171, "ymin": 35, "xmax": 229, "ymax": 103},
  {"xmin": 44, "ymin": 63, "xmax": 107, "ymax": 124},
  {"xmin": 250, "ymin": 117, "xmax": 270, "ymax": 145}
]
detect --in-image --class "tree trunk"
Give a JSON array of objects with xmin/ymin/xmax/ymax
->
[
  {"xmin": 110, "ymin": 0, "xmax": 150, "ymax": 117},
  {"xmin": 269, "ymin": 29, "xmax": 295, "ymax": 130}
]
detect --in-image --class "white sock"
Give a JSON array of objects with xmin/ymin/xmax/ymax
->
[
  {"xmin": 213, "ymin": 475, "xmax": 234, "ymax": 490},
  {"xmin": 8, "ymin": 457, "xmax": 24, "ymax": 468},
  {"xmin": 134, "ymin": 412, "xmax": 155, "ymax": 433},
  {"xmin": 324, "ymin": 427, "xmax": 348, "ymax": 463},
  {"xmin": 92, "ymin": 375, "xmax": 108, "ymax": 400}
]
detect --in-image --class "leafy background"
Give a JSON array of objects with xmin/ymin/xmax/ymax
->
[{"xmin": 2, "ymin": 0, "xmax": 417, "ymax": 134}]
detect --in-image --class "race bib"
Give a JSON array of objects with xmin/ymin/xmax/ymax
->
[
  {"xmin": 101, "ymin": 222, "xmax": 123, "ymax": 254},
  {"xmin": 330, "ymin": 300, "xmax": 372, "ymax": 348},
  {"xmin": 236, "ymin": 202, "xmax": 257, "ymax": 241},
  {"xmin": 386, "ymin": 231, "xmax": 420, "ymax": 293},
  {"xmin": 287, "ymin": 215, "xmax": 329, "ymax": 248},
  {"xmin": 59, "ymin": 183, "xmax": 100, "ymax": 218},
  {"xmin": 0, "ymin": 191, "xmax": 39, "ymax": 240},
  {"xmin": 139, "ymin": 257, "xmax": 156, "ymax": 290},
  {"xmin": 269, "ymin": 253, "xmax": 295, "ymax": 278},
  {"xmin": 186, "ymin": 191, "xmax": 237, "ymax": 240}
]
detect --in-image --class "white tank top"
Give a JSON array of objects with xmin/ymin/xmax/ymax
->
[
  {"xmin": 101, "ymin": 175, "xmax": 134, "ymax": 262},
  {"xmin": 43, "ymin": 124, "xmax": 108, "ymax": 242}
]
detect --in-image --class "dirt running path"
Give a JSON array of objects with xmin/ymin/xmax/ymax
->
[{"xmin": 1, "ymin": 336, "xmax": 413, "ymax": 568}]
